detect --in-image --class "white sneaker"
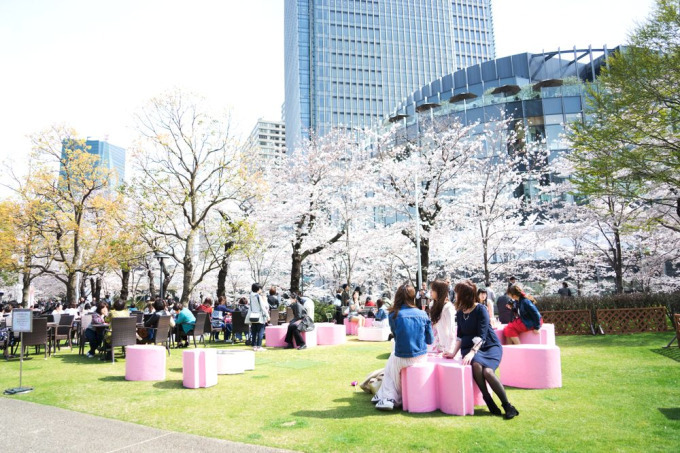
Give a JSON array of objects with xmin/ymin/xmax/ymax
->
[
  {"xmin": 86, "ymin": 352, "xmax": 94, "ymax": 359},
  {"xmin": 376, "ymin": 399, "xmax": 395, "ymax": 411},
  {"xmin": 371, "ymin": 394, "xmax": 380, "ymax": 404}
]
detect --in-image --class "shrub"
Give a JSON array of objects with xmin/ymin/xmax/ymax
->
[{"xmin": 536, "ymin": 292, "xmax": 680, "ymax": 319}]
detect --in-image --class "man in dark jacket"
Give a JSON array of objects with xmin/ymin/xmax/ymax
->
[{"xmin": 284, "ymin": 293, "xmax": 307, "ymax": 350}]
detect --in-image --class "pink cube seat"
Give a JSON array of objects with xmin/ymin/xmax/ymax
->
[
  {"xmin": 316, "ymin": 323, "xmax": 346, "ymax": 345},
  {"xmin": 495, "ymin": 323, "xmax": 556, "ymax": 345},
  {"xmin": 264, "ymin": 325, "xmax": 317, "ymax": 348},
  {"xmin": 264, "ymin": 325, "xmax": 288, "ymax": 347},
  {"xmin": 125, "ymin": 345, "xmax": 166, "ymax": 381},
  {"xmin": 229, "ymin": 349, "xmax": 255, "ymax": 370},
  {"xmin": 358, "ymin": 325, "xmax": 391, "ymax": 341},
  {"xmin": 499, "ymin": 344, "xmax": 562, "ymax": 389},
  {"xmin": 400, "ymin": 355, "xmax": 485, "ymax": 416},
  {"xmin": 344, "ymin": 317, "xmax": 374, "ymax": 335},
  {"xmin": 183, "ymin": 349, "xmax": 217, "ymax": 389}
]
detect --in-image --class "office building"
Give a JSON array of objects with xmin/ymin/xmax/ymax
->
[
  {"xmin": 60, "ymin": 139, "xmax": 126, "ymax": 187},
  {"xmin": 284, "ymin": 0, "xmax": 495, "ymax": 151},
  {"xmin": 245, "ymin": 119, "xmax": 287, "ymax": 161}
]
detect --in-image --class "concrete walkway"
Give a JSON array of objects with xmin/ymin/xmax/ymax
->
[{"xmin": 1, "ymin": 397, "xmax": 294, "ymax": 453}]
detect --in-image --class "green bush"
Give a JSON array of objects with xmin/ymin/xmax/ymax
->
[
  {"xmin": 313, "ymin": 300, "xmax": 336, "ymax": 323},
  {"xmin": 536, "ymin": 292, "xmax": 680, "ymax": 318}
]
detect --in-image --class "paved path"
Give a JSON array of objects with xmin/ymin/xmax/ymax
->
[{"xmin": 1, "ymin": 397, "xmax": 293, "ymax": 453}]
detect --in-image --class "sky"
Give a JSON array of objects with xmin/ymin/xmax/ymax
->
[{"xmin": 0, "ymin": 0, "xmax": 657, "ymax": 180}]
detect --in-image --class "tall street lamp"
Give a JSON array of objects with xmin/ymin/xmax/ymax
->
[{"xmin": 153, "ymin": 252, "xmax": 170, "ymax": 301}]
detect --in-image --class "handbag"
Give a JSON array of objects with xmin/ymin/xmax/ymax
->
[{"xmin": 297, "ymin": 315, "xmax": 315, "ymax": 332}]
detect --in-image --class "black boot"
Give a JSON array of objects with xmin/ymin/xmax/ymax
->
[
  {"xmin": 484, "ymin": 395, "xmax": 502, "ymax": 416},
  {"xmin": 502, "ymin": 402, "xmax": 519, "ymax": 420}
]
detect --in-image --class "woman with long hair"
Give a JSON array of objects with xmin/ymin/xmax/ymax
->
[
  {"xmin": 348, "ymin": 290, "xmax": 365, "ymax": 328},
  {"xmin": 373, "ymin": 283, "xmax": 433, "ymax": 411},
  {"xmin": 429, "ymin": 280, "xmax": 456, "ymax": 358},
  {"xmin": 503, "ymin": 284, "xmax": 542, "ymax": 345},
  {"xmin": 451, "ymin": 280, "xmax": 518, "ymax": 419}
]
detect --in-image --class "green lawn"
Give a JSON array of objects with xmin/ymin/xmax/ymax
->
[{"xmin": 1, "ymin": 333, "xmax": 679, "ymax": 452}]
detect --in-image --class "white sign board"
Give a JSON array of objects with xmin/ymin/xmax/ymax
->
[{"xmin": 12, "ymin": 309, "xmax": 33, "ymax": 333}]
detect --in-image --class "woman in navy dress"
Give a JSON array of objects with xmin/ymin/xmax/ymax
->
[{"xmin": 451, "ymin": 280, "xmax": 519, "ymax": 419}]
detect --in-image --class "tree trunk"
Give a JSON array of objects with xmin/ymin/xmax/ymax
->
[
  {"xmin": 147, "ymin": 265, "xmax": 157, "ymax": 299},
  {"xmin": 290, "ymin": 251, "xmax": 302, "ymax": 294},
  {"xmin": 120, "ymin": 268, "xmax": 130, "ymax": 302},
  {"xmin": 89, "ymin": 277, "xmax": 96, "ymax": 301},
  {"xmin": 420, "ymin": 236, "xmax": 429, "ymax": 284},
  {"xmin": 180, "ymin": 233, "xmax": 195, "ymax": 305},
  {"xmin": 217, "ymin": 257, "xmax": 228, "ymax": 299},
  {"xmin": 613, "ymin": 229, "xmax": 624, "ymax": 294},
  {"xmin": 482, "ymin": 238, "xmax": 490, "ymax": 287},
  {"xmin": 21, "ymin": 271, "xmax": 31, "ymax": 308},
  {"xmin": 162, "ymin": 263, "xmax": 172, "ymax": 298},
  {"xmin": 66, "ymin": 271, "xmax": 78, "ymax": 305}
]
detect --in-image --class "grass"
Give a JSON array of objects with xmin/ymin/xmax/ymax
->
[{"xmin": 1, "ymin": 333, "xmax": 679, "ymax": 452}]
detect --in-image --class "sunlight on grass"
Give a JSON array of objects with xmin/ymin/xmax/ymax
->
[{"xmin": 1, "ymin": 334, "xmax": 679, "ymax": 452}]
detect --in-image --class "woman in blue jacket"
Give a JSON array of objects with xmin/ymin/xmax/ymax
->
[
  {"xmin": 503, "ymin": 284, "xmax": 542, "ymax": 345},
  {"xmin": 374, "ymin": 283, "xmax": 433, "ymax": 411}
]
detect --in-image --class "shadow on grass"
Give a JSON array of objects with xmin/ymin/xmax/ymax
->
[
  {"xmin": 169, "ymin": 367, "xmax": 182, "ymax": 373},
  {"xmin": 658, "ymin": 408, "xmax": 680, "ymax": 420},
  {"xmin": 99, "ymin": 375, "xmax": 126, "ymax": 382},
  {"xmin": 651, "ymin": 348, "xmax": 680, "ymax": 363},
  {"xmin": 153, "ymin": 380, "xmax": 184, "ymax": 389},
  {"xmin": 376, "ymin": 353, "xmax": 390, "ymax": 360},
  {"xmin": 292, "ymin": 394, "xmax": 374, "ymax": 419}
]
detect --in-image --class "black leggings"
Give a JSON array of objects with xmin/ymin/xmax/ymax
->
[{"xmin": 472, "ymin": 362, "xmax": 508, "ymax": 405}]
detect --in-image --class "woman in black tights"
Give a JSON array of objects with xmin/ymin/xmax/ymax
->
[{"xmin": 451, "ymin": 280, "xmax": 519, "ymax": 419}]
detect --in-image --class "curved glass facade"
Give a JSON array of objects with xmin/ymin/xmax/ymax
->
[
  {"xmin": 387, "ymin": 47, "xmax": 618, "ymax": 162},
  {"xmin": 284, "ymin": 0, "xmax": 496, "ymax": 151}
]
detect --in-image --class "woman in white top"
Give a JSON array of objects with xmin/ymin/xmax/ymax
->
[{"xmin": 429, "ymin": 280, "xmax": 456, "ymax": 358}]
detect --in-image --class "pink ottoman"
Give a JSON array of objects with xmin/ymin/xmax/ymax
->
[
  {"xmin": 401, "ymin": 361, "xmax": 438, "ymax": 412},
  {"xmin": 518, "ymin": 323, "xmax": 555, "ymax": 345},
  {"xmin": 294, "ymin": 329, "xmax": 317, "ymax": 348},
  {"xmin": 358, "ymin": 325, "xmax": 391, "ymax": 341},
  {"xmin": 494, "ymin": 326, "xmax": 506, "ymax": 345},
  {"xmin": 266, "ymin": 325, "xmax": 317, "ymax": 347},
  {"xmin": 365, "ymin": 318, "xmax": 374, "ymax": 328},
  {"xmin": 344, "ymin": 319, "xmax": 358, "ymax": 335},
  {"xmin": 499, "ymin": 344, "xmax": 562, "ymax": 389},
  {"xmin": 183, "ymin": 349, "xmax": 217, "ymax": 389},
  {"xmin": 125, "ymin": 345, "xmax": 166, "ymax": 381},
  {"xmin": 264, "ymin": 325, "xmax": 288, "ymax": 347},
  {"xmin": 316, "ymin": 323, "xmax": 346, "ymax": 345},
  {"xmin": 436, "ymin": 361, "xmax": 474, "ymax": 416}
]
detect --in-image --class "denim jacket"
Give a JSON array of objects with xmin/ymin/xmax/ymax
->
[
  {"xmin": 389, "ymin": 305, "xmax": 433, "ymax": 358},
  {"xmin": 518, "ymin": 298, "xmax": 542, "ymax": 330}
]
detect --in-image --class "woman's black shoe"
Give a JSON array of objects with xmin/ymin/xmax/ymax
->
[
  {"xmin": 484, "ymin": 395, "xmax": 502, "ymax": 415},
  {"xmin": 502, "ymin": 403, "xmax": 519, "ymax": 419}
]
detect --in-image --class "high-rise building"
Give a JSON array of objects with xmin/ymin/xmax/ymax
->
[
  {"xmin": 60, "ymin": 139, "xmax": 126, "ymax": 187},
  {"xmin": 284, "ymin": 0, "xmax": 495, "ymax": 150},
  {"xmin": 245, "ymin": 119, "xmax": 287, "ymax": 161}
]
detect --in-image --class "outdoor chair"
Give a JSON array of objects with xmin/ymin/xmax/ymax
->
[
  {"xmin": 54, "ymin": 314, "xmax": 75, "ymax": 351},
  {"xmin": 270, "ymin": 308, "xmax": 280, "ymax": 325},
  {"xmin": 209, "ymin": 311, "xmax": 224, "ymax": 343},
  {"xmin": 78, "ymin": 314, "xmax": 93, "ymax": 355},
  {"xmin": 130, "ymin": 311, "xmax": 143, "ymax": 324},
  {"xmin": 231, "ymin": 310, "xmax": 250, "ymax": 344},
  {"xmin": 186, "ymin": 312, "xmax": 208, "ymax": 348},
  {"xmin": 13, "ymin": 317, "xmax": 49, "ymax": 358},
  {"xmin": 148, "ymin": 315, "xmax": 171, "ymax": 355},
  {"xmin": 108, "ymin": 317, "xmax": 138, "ymax": 363}
]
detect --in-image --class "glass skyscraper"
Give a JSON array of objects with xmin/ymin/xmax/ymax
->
[
  {"xmin": 60, "ymin": 139, "xmax": 126, "ymax": 187},
  {"xmin": 284, "ymin": 0, "xmax": 495, "ymax": 150}
]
